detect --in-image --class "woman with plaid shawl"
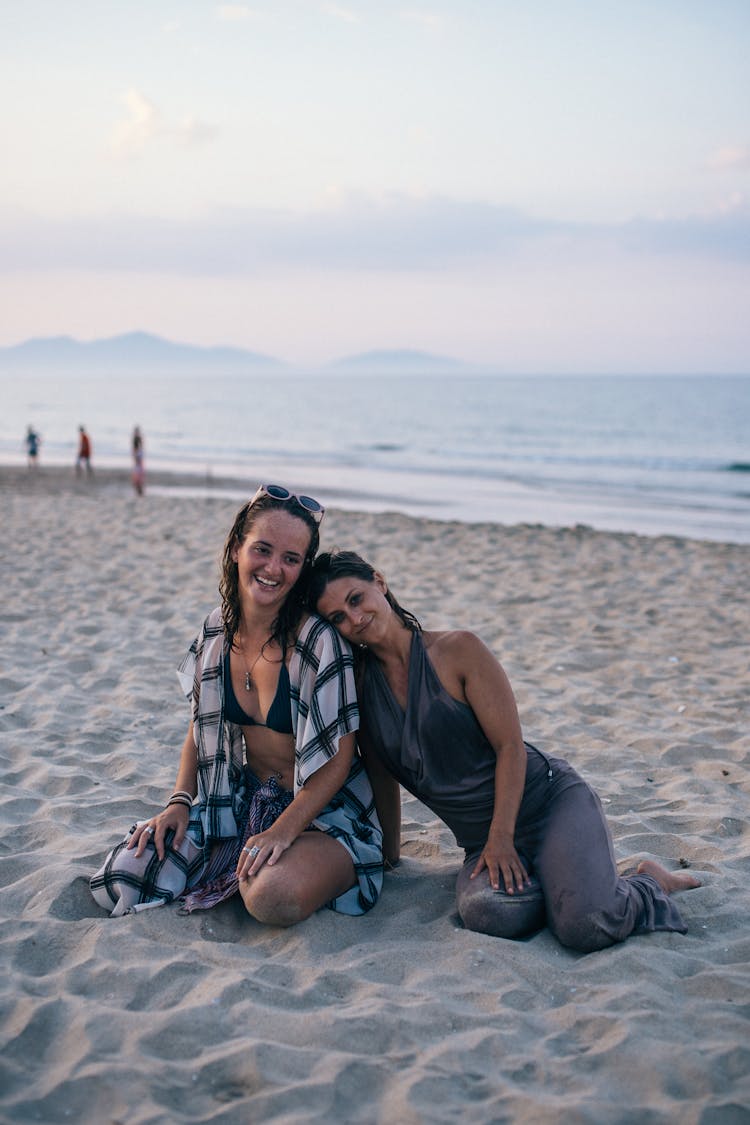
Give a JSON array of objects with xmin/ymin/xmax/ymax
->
[{"xmin": 90, "ymin": 486, "xmax": 383, "ymax": 923}]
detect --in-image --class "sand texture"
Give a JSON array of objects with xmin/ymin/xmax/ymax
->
[{"xmin": 1, "ymin": 467, "xmax": 749, "ymax": 1124}]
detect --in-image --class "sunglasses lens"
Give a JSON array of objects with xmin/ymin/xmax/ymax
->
[
  {"xmin": 298, "ymin": 495, "xmax": 324, "ymax": 514},
  {"xmin": 264, "ymin": 484, "xmax": 292, "ymax": 500}
]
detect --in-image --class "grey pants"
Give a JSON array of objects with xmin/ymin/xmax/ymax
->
[{"xmin": 456, "ymin": 758, "xmax": 687, "ymax": 952}]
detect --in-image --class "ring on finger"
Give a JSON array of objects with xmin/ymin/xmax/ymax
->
[
  {"xmin": 243, "ymin": 844, "xmax": 260, "ymax": 858},
  {"xmin": 146, "ymin": 826, "xmax": 155, "ymax": 835}
]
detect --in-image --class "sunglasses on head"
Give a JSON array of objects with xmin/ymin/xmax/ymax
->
[{"xmin": 249, "ymin": 483, "xmax": 325, "ymax": 523}]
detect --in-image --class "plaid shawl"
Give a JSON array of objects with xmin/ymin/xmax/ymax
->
[{"xmin": 176, "ymin": 609, "xmax": 383, "ymax": 915}]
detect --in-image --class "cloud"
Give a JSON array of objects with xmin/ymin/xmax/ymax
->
[
  {"xmin": 399, "ymin": 8, "xmax": 445, "ymax": 30},
  {"xmin": 621, "ymin": 210, "xmax": 750, "ymax": 262},
  {"xmin": 110, "ymin": 90, "xmax": 160, "ymax": 157},
  {"xmin": 2, "ymin": 195, "xmax": 749, "ymax": 277},
  {"xmin": 707, "ymin": 145, "xmax": 750, "ymax": 172},
  {"xmin": 174, "ymin": 115, "xmax": 221, "ymax": 147},
  {"xmin": 321, "ymin": 4, "xmax": 359, "ymax": 22},
  {"xmin": 110, "ymin": 89, "xmax": 219, "ymax": 157},
  {"xmin": 216, "ymin": 4, "xmax": 255, "ymax": 20}
]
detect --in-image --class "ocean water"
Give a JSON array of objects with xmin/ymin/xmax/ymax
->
[{"xmin": 2, "ymin": 371, "xmax": 749, "ymax": 543}]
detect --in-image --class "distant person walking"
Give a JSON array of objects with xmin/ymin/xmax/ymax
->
[
  {"xmin": 131, "ymin": 426, "xmax": 145, "ymax": 496},
  {"xmin": 76, "ymin": 426, "xmax": 93, "ymax": 477},
  {"xmin": 25, "ymin": 426, "xmax": 41, "ymax": 469}
]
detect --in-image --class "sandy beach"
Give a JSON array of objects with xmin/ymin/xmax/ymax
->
[{"xmin": 1, "ymin": 464, "xmax": 748, "ymax": 1124}]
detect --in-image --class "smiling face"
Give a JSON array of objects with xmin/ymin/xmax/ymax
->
[
  {"xmin": 316, "ymin": 573, "xmax": 391, "ymax": 646},
  {"xmin": 232, "ymin": 509, "xmax": 313, "ymax": 615}
]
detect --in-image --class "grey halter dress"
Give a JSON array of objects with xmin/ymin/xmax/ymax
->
[{"xmin": 359, "ymin": 631, "xmax": 688, "ymax": 951}]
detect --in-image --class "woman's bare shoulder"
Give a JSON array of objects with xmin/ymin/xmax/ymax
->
[{"xmin": 423, "ymin": 629, "xmax": 491, "ymax": 666}]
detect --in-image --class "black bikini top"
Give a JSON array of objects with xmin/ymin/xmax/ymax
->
[{"xmin": 223, "ymin": 649, "xmax": 293, "ymax": 734}]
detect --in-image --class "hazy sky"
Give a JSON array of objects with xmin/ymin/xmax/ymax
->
[{"xmin": 1, "ymin": 0, "xmax": 748, "ymax": 371}]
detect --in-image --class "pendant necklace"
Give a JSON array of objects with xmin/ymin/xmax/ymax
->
[{"xmin": 238, "ymin": 637, "xmax": 267, "ymax": 691}]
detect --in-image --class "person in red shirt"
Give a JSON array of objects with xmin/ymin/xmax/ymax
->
[{"xmin": 76, "ymin": 426, "xmax": 92, "ymax": 476}]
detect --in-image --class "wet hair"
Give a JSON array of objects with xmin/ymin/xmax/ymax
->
[
  {"xmin": 307, "ymin": 549, "xmax": 422, "ymax": 633},
  {"xmin": 219, "ymin": 493, "xmax": 321, "ymax": 647}
]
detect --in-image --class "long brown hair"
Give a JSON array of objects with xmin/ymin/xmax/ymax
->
[
  {"xmin": 219, "ymin": 493, "xmax": 321, "ymax": 647},
  {"xmin": 307, "ymin": 549, "xmax": 422, "ymax": 633}
]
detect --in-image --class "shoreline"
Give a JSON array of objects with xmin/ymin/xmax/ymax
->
[{"xmin": 3, "ymin": 461, "xmax": 748, "ymax": 547}]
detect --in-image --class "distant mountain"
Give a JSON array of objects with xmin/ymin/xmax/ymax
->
[
  {"xmin": 0, "ymin": 334, "xmax": 480, "ymax": 376},
  {"xmin": 0, "ymin": 332, "xmax": 283, "ymax": 372},
  {"xmin": 328, "ymin": 349, "xmax": 471, "ymax": 374}
]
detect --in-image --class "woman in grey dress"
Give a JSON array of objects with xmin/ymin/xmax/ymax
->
[{"xmin": 309, "ymin": 550, "xmax": 700, "ymax": 953}]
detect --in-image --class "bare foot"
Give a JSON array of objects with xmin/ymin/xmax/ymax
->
[{"xmin": 637, "ymin": 859, "xmax": 701, "ymax": 894}]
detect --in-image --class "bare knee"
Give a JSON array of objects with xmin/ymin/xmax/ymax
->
[{"xmin": 239, "ymin": 878, "xmax": 312, "ymax": 927}]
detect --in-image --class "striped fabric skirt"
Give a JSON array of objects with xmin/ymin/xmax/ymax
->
[
  {"xmin": 90, "ymin": 772, "xmax": 293, "ymax": 917},
  {"xmin": 178, "ymin": 774, "xmax": 294, "ymax": 912}
]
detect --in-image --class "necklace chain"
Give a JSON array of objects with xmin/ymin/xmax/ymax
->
[{"xmin": 237, "ymin": 635, "xmax": 269, "ymax": 691}]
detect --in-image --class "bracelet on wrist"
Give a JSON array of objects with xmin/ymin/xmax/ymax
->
[{"xmin": 166, "ymin": 794, "xmax": 193, "ymax": 809}]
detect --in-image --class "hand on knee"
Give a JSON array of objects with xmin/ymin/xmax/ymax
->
[{"xmin": 457, "ymin": 868, "xmax": 546, "ymax": 940}]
